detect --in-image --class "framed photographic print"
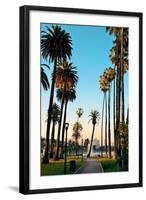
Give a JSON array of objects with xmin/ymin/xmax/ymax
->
[{"xmin": 19, "ymin": 5, "xmax": 143, "ymax": 194}]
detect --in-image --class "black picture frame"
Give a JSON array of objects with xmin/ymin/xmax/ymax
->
[{"xmin": 19, "ymin": 5, "xmax": 143, "ymax": 194}]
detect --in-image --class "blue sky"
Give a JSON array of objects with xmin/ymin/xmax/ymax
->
[{"xmin": 41, "ymin": 23, "xmax": 128, "ymax": 144}]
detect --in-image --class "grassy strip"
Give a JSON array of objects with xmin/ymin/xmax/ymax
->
[
  {"xmin": 41, "ymin": 158, "xmax": 84, "ymax": 176},
  {"xmin": 99, "ymin": 158, "xmax": 128, "ymax": 172},
  {"xmin": 100, "ymin": 159, "xmax": 121, "ymax": 172}
]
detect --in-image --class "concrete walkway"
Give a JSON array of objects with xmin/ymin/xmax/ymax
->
[{"xmin": 75, "ymin": 158, "xmax": 104, "ymax": 174}]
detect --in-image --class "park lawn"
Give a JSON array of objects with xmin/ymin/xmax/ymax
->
[
  {"xmin": 97, "ymin": 158, "xmax": 121, "ymax": 172},
  {"xmin": 41, "ymin": 158, "xmax": 84, "ymax": 176}
]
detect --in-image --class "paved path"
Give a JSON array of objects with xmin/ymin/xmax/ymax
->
[{"xmin": 75, "ymin": 158, "xmax": 104, "ymax": 174}]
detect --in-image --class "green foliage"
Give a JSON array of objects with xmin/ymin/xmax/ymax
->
[
  {"xmin": 41, "ymin": 160, "xmax": 84, "ymax": 176},
  {"xmin": 100, "ymin": 159, "xmax": 122, "ymax": 172}
]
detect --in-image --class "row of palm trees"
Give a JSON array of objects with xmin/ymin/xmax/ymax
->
[
  {"xmin": 99, "ymin": 67, "xmax": 115, "ymax": 157},
  {"xmin": 41, "ymin": 24, "xmax": 129, "ymax": 168},
  {"xmin": 72, "ymin": 108, "xmax": 84, "ymax": 155},
  {"xmin": 41, "ymin": 25, "xmax": 78, "ymax": 163},
  {"xmin": 99, "ymin": 27, "xmax": 129, "ymax": 165},
  {"xmin": 71, "ymin": 109, "xmax": 100, "ymax": 157},
  {"xmin": 41, "ymin": 26, "xmax": 101, "ymax": 163}
]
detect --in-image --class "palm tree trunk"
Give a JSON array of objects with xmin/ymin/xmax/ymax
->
[
  {"xmin": 43, "ymin": 58, "xmax": 57, "ymax": 164},
  {"xmin": 87, "ymin": 124, "xmax": 95, "ymax": 157},
  {"xmin": 50, "ymin": 121, "xmax": 55, "ymax": 158},
  {"xmin": 121, "ymin": 74, "xmax": 125, "ymax": 122},
  {"xmin": 101, "ymin": 93, "xmax": 105, "ymax": 157},
  {"xmin": 113, "ymin": 72, "xmax": 116, "ymax": 157},
  {"xmin": 54, "ymin": 94, "xmax": 65, "ymax": 160},
  {"xmin": 126, "ymin": 107, "xmax": 129, "ymax": 124},
  {"xmin": 115, "ymin": 61, "xmax": 121, "ymax": 159},
  {"xmin": 108, "ymin": 86, "xmax": 111, "ymax": 158},
  {"xmin": 105, "ymin": 93, "xmax": 108, "ymax": 157},
  {"xmin": 60, "ymin": 100, "xmax": 68, "ymax": 158},
  {"xmin": 118, "ymin": 28, "xmax": 123, "ymax": 161},
  {"xmin": 76, "ymin": 138, "xmax": 78, "ymax": 156}
]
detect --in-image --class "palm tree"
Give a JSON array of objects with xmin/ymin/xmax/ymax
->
[
  {"xmin": 41, "ymin": 64, "xmax": 50, "ymax": 91},
  {"xmin": 87, "ymin": 110, "xmax": 100, "ymax": 157},
  {"xmin": 72, "ymin": 122, "xmax": 83, "ymax": 156},
  {"xmin": 99, "ymin": 75, "xmax": 109, "ymax": 157},
  {"xmin": 106, "ymin": 27, "xmax": 122, "ymax": 159},
  {"xmin": 49, "ymin": 103, "xmax": 60, "ymax": 158},
  {"xmin": 54, "ymin": 61, "xmax": 78, "ymax": 160},
  {"xmin": 121, "ymin": 28, "xmax": 129, "ymax": 123},
  {"xmin": 76, "ymin": 108, "xmax": 84, "ymax": 122},
  {"xmin": 104, "ymin": 67, "xmax": 115, "ymax": 158},
  {"xmin": 109, "ymin": 46, "xmax": 117, "ymax": 156},
  {"xmin": 106, "ymin": 27, "xmax": 129, "ymax": 160},
  {"xmin": 57, "ymin": 88, "xmax": 76, "ymax": 158},
  {"xmin": 41, "ymin": 25, "xmax": 72, "ymax": 163}
]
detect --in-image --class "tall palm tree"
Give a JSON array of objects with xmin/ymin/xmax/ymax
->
[
  {"xmin": 54, "ymin": 61, "xmax": 78, "ymax": 160},
  {"xmin": 109, "ymin": 46, "xmax": 118, "ymax": 156},
  {"xmin": 72, "ymin": 122, "xmax": 83, "ymax": 156},
  {"xmin": 106, "ymin": 27, "xmax": 122, "ymax": 159},
  {"xmin": 106, "ymin": 27, "xmax": 128, "ymax": 159},
  {"xmin": 104, "ymin": 67, "xmax": 115, "ymax": 158},
  {"xmin": 41, "ymin": 64, "xmax": 50, "ymax": 91},
  {"xmin": 49, "ymin": 103, "xmax": 60, "ymax": 158},
  {"xmin": 99, "ymin": 75, "xmax": 109, "ymax": 157},
  {"xmin": 57, "ymin": 88, "xmax": 76, "ymax": 158},
  {"xmin": 76, "ymin": 108, "xmax": 84, "ymax": 122},
  {"xmin": 87, "ymin": 110, "xmax": 100, "ymax": 157},
  {"xmin": 121, "ymin": 28, "xmax": 129, "ymax": 123},
  {"xmin": 41, "ymin": 25, "xmax": 72, "ymax": 163}
]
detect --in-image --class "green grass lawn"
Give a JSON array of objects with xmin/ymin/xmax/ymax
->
[
  {"xmin": 41, "ymin": 158, "xmax": 84, "ymax": 176},
  {"xmin": 97, "ymin": 158, "xmax": 127, "ymax": 172}
]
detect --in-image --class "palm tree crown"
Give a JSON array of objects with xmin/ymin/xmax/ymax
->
[
  {"xmin": 41, "ymin": 25, "xmax": 72, "ymax": 62},
  {"xmin": 56, "ymin": 87, "xmax": 76, "ymax": 102},
  {"xmin": 55, "ymin": 61, "xmax": 78, "ymax": 91},
  {"xmin": 104, "ymin": 67, "xmax": 115, "ymax": 83},
  {"xmin": 89, "ymin": 110, "xmax": 100, "ymax": 125},
  {"xmin": 72, "ymin": 122, "xmax": 83, "ymax": 141},
  {"xmin": 51, "ymin": 103, "xmax": 60, "ymax": 123},
  {"xmin": 99, "ymin": 75, "xmax": 109, "ymax": 93},
  {"xmin": 41, "ymin": 67, "xmax": 50, "ymax": 91},
  {"xmin": 76, "ymin": 108, "xmax": 84, "ymax": 119}
]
